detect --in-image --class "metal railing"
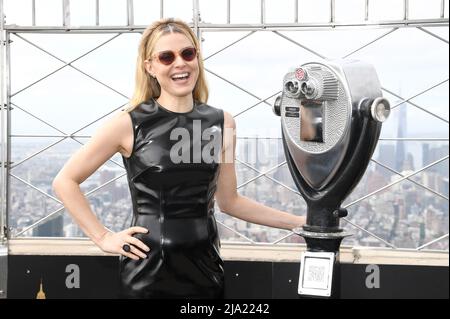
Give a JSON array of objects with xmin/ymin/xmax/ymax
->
[{"xmin": 0, "ymin": 0, "xmax": 446, "ymax": 32}]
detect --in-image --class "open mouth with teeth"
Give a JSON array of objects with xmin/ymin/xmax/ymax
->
[{"xmin": 171, "ymin": 72, "xmax": 190, "ymax": 82}]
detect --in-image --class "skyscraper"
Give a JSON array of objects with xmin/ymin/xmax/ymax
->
[
  {"xmin": 33, "ymin": 215, "xmax": 64, "ymax": 237},
  {"xmin": 395, "ymin": 95, "xmax": 407, "ymax": 172},
  {"xmin": 377, "ymin": 144, "xmax": 396, "ymax": 178}
]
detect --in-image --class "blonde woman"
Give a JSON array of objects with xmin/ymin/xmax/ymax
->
[{"xmin": 52, "ymin": 18, "xmax": 305, "ymax": 299}]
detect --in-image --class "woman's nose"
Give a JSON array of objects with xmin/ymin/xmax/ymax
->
[{"xmin": 173, "ymin": 54, "xmax": 187, "ymax": 67}]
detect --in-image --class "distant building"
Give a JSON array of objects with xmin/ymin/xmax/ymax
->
[
  {"xmin": 376, "ymin": 144, "xmax": 396, "ymax": 178},
  {"xmin": 33, "ymin": 215, "xmax": 64, "ymax": 237},
  {"xmin": 395, "ymin": 98, "xmax": 407, "ymax": 172}
]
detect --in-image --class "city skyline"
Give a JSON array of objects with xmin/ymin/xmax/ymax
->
[{"xmin": 6, "ymin": 135, "xmax": 449, "ymax": 250}]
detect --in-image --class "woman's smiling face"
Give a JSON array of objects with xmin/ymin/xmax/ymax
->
[{"xmin": 145, "ymin": 32, "xmax": 199, "ymax": 99}]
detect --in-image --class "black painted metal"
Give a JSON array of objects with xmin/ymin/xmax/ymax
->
[
  {"xmin": 282, "ymin": 97, "xmax": 383, "ymax": 298},
  {"xmin": 7, "ymin": 256, "xmax": 449, "ymax": 299},
  {"xmin": 283, "ymin": 98, "xmax": 382, "ymax": 234}
]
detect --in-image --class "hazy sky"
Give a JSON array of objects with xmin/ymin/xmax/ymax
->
[{"xmin": 2, "ymin": 0, "xmax": 449, "ymax": 169}]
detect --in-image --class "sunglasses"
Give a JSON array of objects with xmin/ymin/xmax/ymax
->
[{"xmin": 151, "ymin": 47, "xmax": 198, "ymax": 65}]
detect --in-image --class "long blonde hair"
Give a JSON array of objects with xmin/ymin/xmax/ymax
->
[{"xmin": 126, "ymin": 18, "xmax": 209, "ymax": 112}]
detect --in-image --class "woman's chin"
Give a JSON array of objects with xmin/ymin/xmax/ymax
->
[{"xmin": 169, "ymin": 88, "xmax": 195, "ymax": 97}]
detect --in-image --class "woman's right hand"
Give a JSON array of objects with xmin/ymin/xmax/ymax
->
[{"xmin": 96, "ymin": 227, "xmax": 151, "ymax": 260}]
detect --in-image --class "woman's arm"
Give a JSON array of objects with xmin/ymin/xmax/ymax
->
[
  {"xmin": 52, "ymin": 111, "xmax": 149, "ymax": 260},
  {"xmin": 215, "ymin": 111, "xmax": 306, "ymax": 231}
]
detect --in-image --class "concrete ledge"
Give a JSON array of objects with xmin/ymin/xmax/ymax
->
[{"xmin": 6, "ymin": 238, "xmax": 449, "ymax": 266}]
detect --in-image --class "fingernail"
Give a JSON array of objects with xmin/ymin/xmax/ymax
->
[{"xmin": 146, "ymin": 229, "xmax": 150, "ymax": 234}]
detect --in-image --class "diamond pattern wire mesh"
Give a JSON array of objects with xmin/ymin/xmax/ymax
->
[
  {"xmin": 1, "ymin": 0, "xmax": 448, "ymax": 251},
  {"xmin": 203, "ymin": 27, "xmax": 448, "ymax": 249},
  {"xmin": 6, "ymin": 32, "xmax": 132, "ymax": 237}
]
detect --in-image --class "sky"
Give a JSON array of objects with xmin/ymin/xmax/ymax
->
[{"xmin": 1, "ymin": 0, "xmax": 449, "ymax": 169}]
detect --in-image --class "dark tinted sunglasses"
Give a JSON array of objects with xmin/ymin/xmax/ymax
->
[{"xmin": 151, "ymin": 47, "xmax": 197, "ymax": 65}]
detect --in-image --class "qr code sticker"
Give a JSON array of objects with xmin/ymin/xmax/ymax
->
[{"xmin": 307, "ymin": 265, "xmax": 326, "ymax": 284}]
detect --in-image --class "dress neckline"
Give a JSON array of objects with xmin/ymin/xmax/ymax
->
[{"xmin": 153, "ymin": 98, "xmax": 197, "ymax": 115}]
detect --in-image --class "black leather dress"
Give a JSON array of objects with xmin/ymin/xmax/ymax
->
[{"xmin": 120, "ymin": 98, "xmax": 225, "ymax": 299}]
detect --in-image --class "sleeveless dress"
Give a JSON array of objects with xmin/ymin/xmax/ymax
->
[{"xmin": 120, "ymin": 98, "xmax": 225, "ymax": 299}]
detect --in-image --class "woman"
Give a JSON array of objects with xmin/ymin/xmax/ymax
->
[{"xmin": 52, "ymin": 18, "xmax": 305, "ymax": 299}]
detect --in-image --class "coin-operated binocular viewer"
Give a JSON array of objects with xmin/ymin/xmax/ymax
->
[{"xmin": 273, "ymin": 60, "xmax": 390, "ymax": 298}]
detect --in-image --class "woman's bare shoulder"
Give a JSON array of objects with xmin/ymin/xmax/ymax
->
[
  {"xmin": 113, "ymin": 109, "xmax": 133, "ymax": 129},
  {"xmin": 112, "ymin": 110, "xmax": 134, "ymax": 158},
  {"xmin": 94, "ymin": 110, "xmax": 133, "ymax": 158},
  {"xmin": 99, "ymin": 110, "xmax": 132, "ymax": 136},
  {"xmin": 223, "ymin": 110, "xmax": 235, "ymax": 129},
  {"xmin": 54, "ymin": 110, "xmax": 133, "ymax": 184}
]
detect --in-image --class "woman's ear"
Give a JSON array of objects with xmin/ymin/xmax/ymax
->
[{"xmin": 144, "ymin": 59, "xmax": 153, "ymax": 76}]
